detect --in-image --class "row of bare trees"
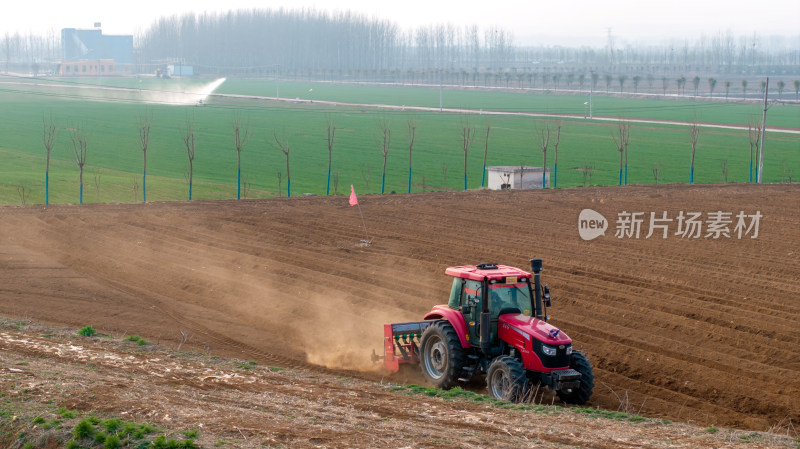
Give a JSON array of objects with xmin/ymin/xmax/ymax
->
[{"xmin": 33, "ymin": 111, "xmax": 781, "ymax": 205}]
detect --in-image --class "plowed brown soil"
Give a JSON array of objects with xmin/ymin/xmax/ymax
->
[{"xmin": 1, "ymin": 184, "xmax": 798, "ymax": 432}]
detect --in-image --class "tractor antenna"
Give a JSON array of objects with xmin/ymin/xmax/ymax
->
[{"xmin": 530, "ymin": 258, "xmax": 544, "ymax": 319}]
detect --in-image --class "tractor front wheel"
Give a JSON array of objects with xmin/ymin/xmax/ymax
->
[
  {"xmin": 486, "ymin": 356, "xmax": 528, "ymax": 402},
  {"xmin": 419, "ymin": 321, "xmax": 465, "ymax": 389},
  {"xmin": 556, "ymin": 350, "xmax": 594, "ymax": 405}
]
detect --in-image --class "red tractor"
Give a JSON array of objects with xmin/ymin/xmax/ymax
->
[{"xmin": 378, "ymin": 258, "xmax": 594, "ymax": 403}]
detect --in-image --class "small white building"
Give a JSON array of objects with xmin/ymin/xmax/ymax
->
[
  {"xmin": 168, "ymin": 64, "xmax": 194, "ymax": 77},
  {"xmin": 486, "ymin": 166, "xmax": 550, "ymax": 190}
]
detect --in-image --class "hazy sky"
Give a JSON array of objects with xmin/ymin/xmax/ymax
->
[{"xmin": 3, "ymin": 0, "xmax": 799, "ymax": 46}]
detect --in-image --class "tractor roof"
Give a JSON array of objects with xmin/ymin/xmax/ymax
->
[{"xmin": 445, "ymin": 264, "xmax": 531, "ymax": 281}]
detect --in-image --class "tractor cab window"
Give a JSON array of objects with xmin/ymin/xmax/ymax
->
[
  {"xmin": 447, "ymin": 278, "xmax": 463, "ymax": 309},
  {"xmin": 489, "ymin": 281, "xmax": 533, "ymax": 317}
]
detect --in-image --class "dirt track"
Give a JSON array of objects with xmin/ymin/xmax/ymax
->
[{"xmin": 1, "ymin": 184, "xmax": 798, "ymax": 431}]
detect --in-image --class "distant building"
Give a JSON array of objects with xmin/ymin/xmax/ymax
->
[
  {"xmin": 61, "ymin": 28, "xmax": 133, "ymax": 64},
  {"xmin": 57, "ymin": 59, "xmax": 116, "ymax": 76},
  {"xmin": 486, "ymin": 166, "xmax": 550, "ymax": 190},
  {"xmin": 168, "ymin": 64, "xmax": 194, "ymax": 77}
]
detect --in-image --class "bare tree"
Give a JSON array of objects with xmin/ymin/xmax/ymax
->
[
  {"xmin": 16, "ymin": 185, "xmax": 28, "ymax": 204},
  {"xmin": 612, "ymin": 120, "xmax": 630, "ymax": 186},
  {"xmin": 42, "ymin": 113, "xmax": 56, "ymax": 205},
  {"xmin": 652, "ymin": 162, "xmax": 662, "ymax": 185},
  {"xmin": 689, "ymin": 120, "xmax": 700, "ymax": 183},
  {"xmin": 747, "ymin": 120, "xmax": 761, "ymax": 182},
  {"xmin": 242, "ymin": 175, "xmax": 251, "ymax": 199},
  {"xmin": 138, "ymin": 113, "xmax": 152, "ymax": 202},
  {"xmin": 741, "ymin": 79, "xmax": 748, "ymax": 99},
  {"xmin": 581, "ymin": 162, "xmax": 595, "ymax": 187},
  {"xmin": 326, "ymin": 118, "xmax": 336, "ymax": 195},
  {"xmin": 721, "ymin": 160, "xmax": 728, "ymax": 183},
  {"xmin": 782, "ymin": 161, "xmax": 793, "ymax": 183},
  {"xmin": 93, "ymin": 168, "xmax": 102, "ymax": 202},
  {"xmin": 361, "ymin": 164, "xmax": 371, "ymax": 191},
  {"xmin": 131, "ymin": 177, "xmax": 139, "ymax": 203},
  {"xmin": 441, "ymin": 162, "xmax": 448, "ymax": 191},
  {"xmin": 604, "ymin": 74, "xmax": 612, "ymax": 93},
  {"xmin": 233, "ymin": 114, "xmax": 251, "ymax": 200},
  {"xmin": 794, "ymin": 80, "xmax": 800, "ymax": 101},
  {"xmin": 537, "ymin": 124, "xmax": 550, "ymax": 188},
  {"xmin": 724, "ymin": 80, "xmax": 731, "ymax": 102},
  {"xmin": 692, "ymin": 76, "xmax": 701, "ymax": 97},
  {"xmin": 183, "ymin": 117, "xmax": 196, "ymax": 200},
  {"xmin": 677, "ymin": 76, "xmax": 687, "ymax": 95},
  {"xmin": 332, "ymin": 170, "xmax": 340, "ymax": 195},
  {"xmin": 460, "ymin": 117, "xmax": 475, "ymax": 191},
  {"xmin": 377, "ymin": 117, "xmax": 391, "ymax": 194},
  {"xmin": 632, "ymin": 75, "xmax": 641, "ymax": 94},
  {"xmin": 407, "ymin": 119, "xmax": 416, "ymax": 193},
  {"xmin": 661, "ymin": 76, "xmax": 668, "ymax": 96},
  {"xmin": 776, "ymin": 80, "xmax": 785, "ymax": 100},
  {"xmin": 276, "ymin": 170, "xmax": 283, "ymax": 197},
  {"xmin": 708, "ymin": 78, "xmax": 717, "ymax": 99},
  {"xmin": 617, "ymin": 75, "xmax": 627, "ymax": 93},
  {"xmin": 274, "ymin": 131, "xmax": 291, "ymax": 197},
  {"xmin": 69, "ymin": 127, "xmax": 88, "ymax": 204},
  {"xmin": 552, "ymin": 122, "xmax": 562, "ymax": 188},
  {"xmin": 481, "ymin": 123, "xmax": 491, "ymax": 187}
]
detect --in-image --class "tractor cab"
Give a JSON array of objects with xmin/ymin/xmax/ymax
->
[
  {"xmin": 447, "ymin": 263, "xmax": 536, "ymax": 315},
  {"xmin": 445, "ymin": 263, "xmax": 538, "ymax": 347}
]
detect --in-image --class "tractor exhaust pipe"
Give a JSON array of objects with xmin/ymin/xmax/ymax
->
[
  {"xmin": 480, "ymin": 276, "xmax": 491, "ymax": 355},
  {"xmin": 530, "ymin": 258, "xmax": 543, "ymax": 320}
]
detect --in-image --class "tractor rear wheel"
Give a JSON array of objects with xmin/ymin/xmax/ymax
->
[
  {"xmin": 486, "ymin": 356, "xmax": 528, "ymax": 402},
  {"xmin": 419, "ymin": 321, "xmax": 465, "ymax": 389},
  {"xmin": 556, "ymin": 350, "xmax": 594, "ymax": 405}
]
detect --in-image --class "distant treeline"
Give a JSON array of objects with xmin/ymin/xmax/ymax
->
[
  {"xmin": 2, "ymin": 8, "xmax": 799, "ymax": 77},
  {"xmin": 135, "ymin": 9, "xmax": 800, "ymax": 76},
  {"xmin": 136, "ymin": 9, "xmax": 515, "ymax": 75}
]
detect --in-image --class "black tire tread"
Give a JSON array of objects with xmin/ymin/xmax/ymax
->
[
  {"xmin": 557, "ymin": 350, "xmax": 594, "ymax": 405},
  {"xmin": 486, "ymin": 356, "xmax": 527, "ymax": 402},
  {"xmin": 419, "ymin": 321, "xmax": 466, "ymax": 389}
]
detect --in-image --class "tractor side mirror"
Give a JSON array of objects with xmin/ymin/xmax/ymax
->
[
  {"xmin": 543, "ymin": 284, "xmax": 551, "ymax": 307},
  {"xmin": 461, "ymin": 304, "xmax": 471, "ymax": 315}
]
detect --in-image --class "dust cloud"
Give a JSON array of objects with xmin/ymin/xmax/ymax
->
[
  {"xmin": 295, "ymin": 293, "xmax": 418, "ymax": 372},
  {"xmin": 192, "ymin": 262, "xmax": 419, "ymax": 373}
]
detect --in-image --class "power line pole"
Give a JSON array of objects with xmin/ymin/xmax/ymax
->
[
  {"xmin": 757, "ymin": 77, "xmax": 768, "ymax": 183},
  {"xmin": 589, "ymin": 70, "xmax": 594, "ymax": 119}
]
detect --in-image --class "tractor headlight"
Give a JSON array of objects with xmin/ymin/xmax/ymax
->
[
  {"xmin": 541, "ymin": 343, "xmax": 557, "ymax": 356},
  {"xmin": 566, "ymin": 345, "xmax": 573, "ymax": 356}
]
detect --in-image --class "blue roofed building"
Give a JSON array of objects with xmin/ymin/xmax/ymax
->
[{"xmin": 61, "ymin": 28, "xmax": 133, "ymax": 64}]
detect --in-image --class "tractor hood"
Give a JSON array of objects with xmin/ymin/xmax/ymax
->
[{"xmin": 499, "ymin": 313, "xmax": 572, "ymax": 345}]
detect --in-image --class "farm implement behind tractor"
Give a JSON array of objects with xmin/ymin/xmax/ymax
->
[{"xmin": 376, "ymin": 258, "xmax": 594, "ymax": 403}]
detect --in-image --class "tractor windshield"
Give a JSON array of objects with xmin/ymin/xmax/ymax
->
[{"xmin": 489, "ymin": 281, "xmax": 533, "ymax": 317}]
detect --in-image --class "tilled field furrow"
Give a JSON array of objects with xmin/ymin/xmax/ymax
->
[
  {"xmin": 0, "ymin": 184, "xmax": 798, "ymax": 432},
  {"xmin": 558, "ymin": 281, "xmax": 800, "ymax": 349}
]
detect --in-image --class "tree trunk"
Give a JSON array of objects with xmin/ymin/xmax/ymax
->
[
  {"xmin": 189, "ymin": 160, "xmax": 193, "ymax": 200},
  {"xmin": 285, "ymin": 156, "xmax": 291, "ymax": 198}
]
